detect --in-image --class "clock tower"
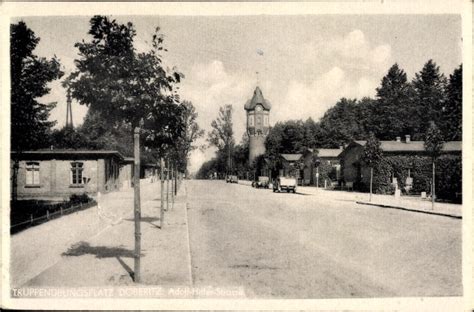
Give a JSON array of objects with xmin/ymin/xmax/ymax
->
[{"xmin": 245, "ymin": 86, "xmax": 271, "ymax": 164}]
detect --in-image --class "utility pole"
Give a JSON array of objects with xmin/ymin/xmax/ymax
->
[
  {"xmin": 133, "ymin": 126, "xmax": 141, "ymax": 282},
  {"xmin": 160, "ymin": 157, "xmax": 165, "ymax": 228}
]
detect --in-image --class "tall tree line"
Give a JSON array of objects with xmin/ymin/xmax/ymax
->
[{"xmin": 266, "ymin": 60, "xmax": 462, "ymax": 156}]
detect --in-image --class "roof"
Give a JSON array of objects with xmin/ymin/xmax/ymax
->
[
  {"xmin": 347, "ymin": 140, "xmax": 462, "ymax": 153},
  {"xmin": 11, "ymin": 149, "xmax": 127, "ymax": 161},
  {"xmin": 280, "ymin": 153, "xmax": 302, "ymax": 161},
  {"xmin": 244, "ymin": 86, "xmax": 272, "ymax": 111}
]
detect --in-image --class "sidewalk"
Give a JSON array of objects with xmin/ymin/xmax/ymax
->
[
  {"xmin": 298, "ymin": 186, "xmax": 462, "ymax": 218},
  {"xmin": 11, "ymin": 179, "xmax": 192, "ymax": 290}
]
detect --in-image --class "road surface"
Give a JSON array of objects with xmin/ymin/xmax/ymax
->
[{"xmin": 186, "ymin": 180, "xmax": 461, "ymax": 298}]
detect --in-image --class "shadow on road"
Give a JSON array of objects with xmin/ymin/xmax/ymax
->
[
  {"xmin": 62, "ymin": 241, "xmax": 141, "ymax": 258},
  {"xmin": 124, "ymin": 216, "xmax": 162, "ymax": 229}
]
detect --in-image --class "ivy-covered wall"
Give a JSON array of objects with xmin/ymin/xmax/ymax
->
[{"xmin": 354, "ymin": 154, "xmax": 462, "ymax": 203}]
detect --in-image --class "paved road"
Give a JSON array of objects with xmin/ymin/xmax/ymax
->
[{"xmin": 186, "ymin": 180, "xmax": 461, "ymax": 298}]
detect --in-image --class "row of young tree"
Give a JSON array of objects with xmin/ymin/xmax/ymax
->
[
  {"xmin": 197, "ymin": 60, "xmax": 462, "ymax": 180},
  {"xmin": 11, "ymin": 17, "xmax": 204, "ymax": 176}
]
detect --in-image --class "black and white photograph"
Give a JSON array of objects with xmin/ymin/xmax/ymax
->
[{"xmin": 1, "ymin": 1, "xmax": 471, "ymax": 310}]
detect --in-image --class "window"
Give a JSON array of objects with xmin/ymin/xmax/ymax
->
[
  {"xmin": 71, "ymin": 162, "xmax": 84, "ymax": 185},
  {"xmin": 256, "ymin": 116, "xmax": 262, "ymax": 126},
  {"xmin": 248, "ymin": 115, "xmax": 254, "ymax": 126},
  {"xmin": 26, "ymin": 162, "xmax": 40, "ymax": 186},
  {"xmin": 264, "ymin": 115, "xmax": 269, "ymax": 126}
]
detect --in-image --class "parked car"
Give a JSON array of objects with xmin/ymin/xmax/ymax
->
[
  {"xmin": 252, "ymin": 176, "xmax": 270, "ymax": 189},
  {"xmin": 226, "ymin": 175, "xmax": 239, "ymax": 183},
  {"xmin": 273, "ymin": 176, "xmax": 297, "ymax": 193}
]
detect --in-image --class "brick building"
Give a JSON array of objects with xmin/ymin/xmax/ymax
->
[{"xmin": 11, "ymin": 150, "xmax": 133, "ymax": 201}]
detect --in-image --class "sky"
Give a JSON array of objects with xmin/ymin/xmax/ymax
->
[{"xmin": 16, "ymin": 14, "xmax": 462, "ymax": 173}]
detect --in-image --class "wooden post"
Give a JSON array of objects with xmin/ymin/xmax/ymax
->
[
  {"xmin": 47, "ymin": 210, "xmax": 49, "ymax": 220},
  {"xmin": 133, "ymin": 126, "xmax": 141, "ymax": 282},
  {"xmin": 30, "ymin": 214, "xmax": 33, "ymax": 224},
  {"xmin": 160, "ymin": 157, "xmax": 165, "ymax": 228}
]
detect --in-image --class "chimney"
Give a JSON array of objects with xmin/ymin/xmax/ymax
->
[
  {"xmin": 339, "ymin": 145, "xmax": 344, "ymax": 150},
  {"xmin": 396, "ymin": 137, "xmax": 401, "ymax": 142},
  {"xmin": 405, "ymin": 135, "xmax": 411, "ymax": 143}
]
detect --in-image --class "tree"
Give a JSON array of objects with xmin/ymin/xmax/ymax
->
[
  {"xmin": 319, "ymin": 98, "xmax": 364, "ymax": 146},
  {"xmin": 11, "ymin": 21, "xmax": 64, "ymax": 151},
  {"xmin": 51, "ymin": 127, "xmax": 89, "ymax": 149},
  {"xmin": 424, "ymin": 121, "xmax": 444, "ymax": 209},
  {"xmin": 372, "ymin": 64, "xmax": 414, "ymax": 139},
  {"xmin": 443, "ymin": 64, "xmax": 462, "ymax": 141},
  {"xmin": 175, "ymin": 101, "xmax": 204, "ymax": 175},
  {"xmin": 362, "ymin": 132, "xmax": 383, "ymax": 202},
  {"xmin": 11, "ymin": 21, "xmax": 64, "ymax": 201},
  {"xmin": 412, "ymin": 60, "xmax": 447, "ymax": 138},
  {"xmin": 67, "ymin": 16, "xmax": 183, "ymax": 146},
  {"xmin": 207, "ymin": 104, "xmax": 235, "ymax": 173},
  {"xmin": 66, "ymin": 16, "xmax": 185, "ymax": 282}
]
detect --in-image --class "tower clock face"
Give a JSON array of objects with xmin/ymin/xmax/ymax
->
[{"xmin": 256, "ymin": 105, "xmax": 262, "ymax": 112}]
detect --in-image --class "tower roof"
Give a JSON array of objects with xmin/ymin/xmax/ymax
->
[{"xmin": 244, "ymin": 86, "xmax": 272, "ymax": 111}]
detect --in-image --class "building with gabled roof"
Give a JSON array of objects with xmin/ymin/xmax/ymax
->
[{"xmin": 339, "ymin": 137, "xmax": 462, "ymax": 194}]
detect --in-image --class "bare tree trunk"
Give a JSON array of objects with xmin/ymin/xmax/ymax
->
[
  {"xmin": 369, "ymin": 167, "xmax": 373, "ymax": 202},
  {"xmin": 160, "ymin": 157, "xmax": 165, "ymax": 228},
  {"xmin": 12, "ymin": 159, "xmax": 19, "ymax": 202},
  {"xmin": 133, "ymin": 127, "xmax": 141, "ymax": 282},
  {"xmin": 432, "ymin": 161, "xmax": 435, "ymax": 210},
  {"xmin": 166, "ymin": 159, "xmax": 170, "ymax": 211}
]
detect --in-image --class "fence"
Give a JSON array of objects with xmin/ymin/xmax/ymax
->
[{"xmin": 10, "ymin": 199, "xmax": 97, "ymax": 234}]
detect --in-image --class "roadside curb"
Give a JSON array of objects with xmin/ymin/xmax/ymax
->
[{"xmin": 356, "ymin": 201, "xmax": 462, "ymax": 219}]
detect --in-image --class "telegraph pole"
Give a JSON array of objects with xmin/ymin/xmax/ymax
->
[{"xmin": 133, "ymin": 126, "xmax": 141, "ymax": 282}]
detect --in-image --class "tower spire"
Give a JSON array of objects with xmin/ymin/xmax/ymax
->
[{"xmin": 66, "ymin": 89, "xmax": 73, "ymax": 129}]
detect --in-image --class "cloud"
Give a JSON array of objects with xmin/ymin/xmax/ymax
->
[
  {"xmin": 278, "ymin": 66, "xmax": 378, "ymax": 123},
  {"xmin": 302, "ymin": 29, "xmax": 392, "ymax": 73}
]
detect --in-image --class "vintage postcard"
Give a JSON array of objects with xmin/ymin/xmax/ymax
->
[{"xmin": 0, "ymin": 1, "xmax": 472, "ymax": 310}]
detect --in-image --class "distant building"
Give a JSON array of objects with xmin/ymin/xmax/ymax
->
[
  {"xmin": 301, "ymin": 148, "xmax": 343, "ymax": 186},
  {"xmin": 245, "ymin": 86, "xmax": 271, "ymax": 164},
  {"xmin": 279, "ymin": 153, "xmax": 303, "ymax": 178},
  {"xmin": 11, "ymin": 150, "xmax": 134, "ymax": 201},
  {"xmin": 277, "ymin": 148, "xmax": 343, "ymax": 186},
  {"xmin": 339, "ymin": 136, "xmax": 462, "ymax": 187}
]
